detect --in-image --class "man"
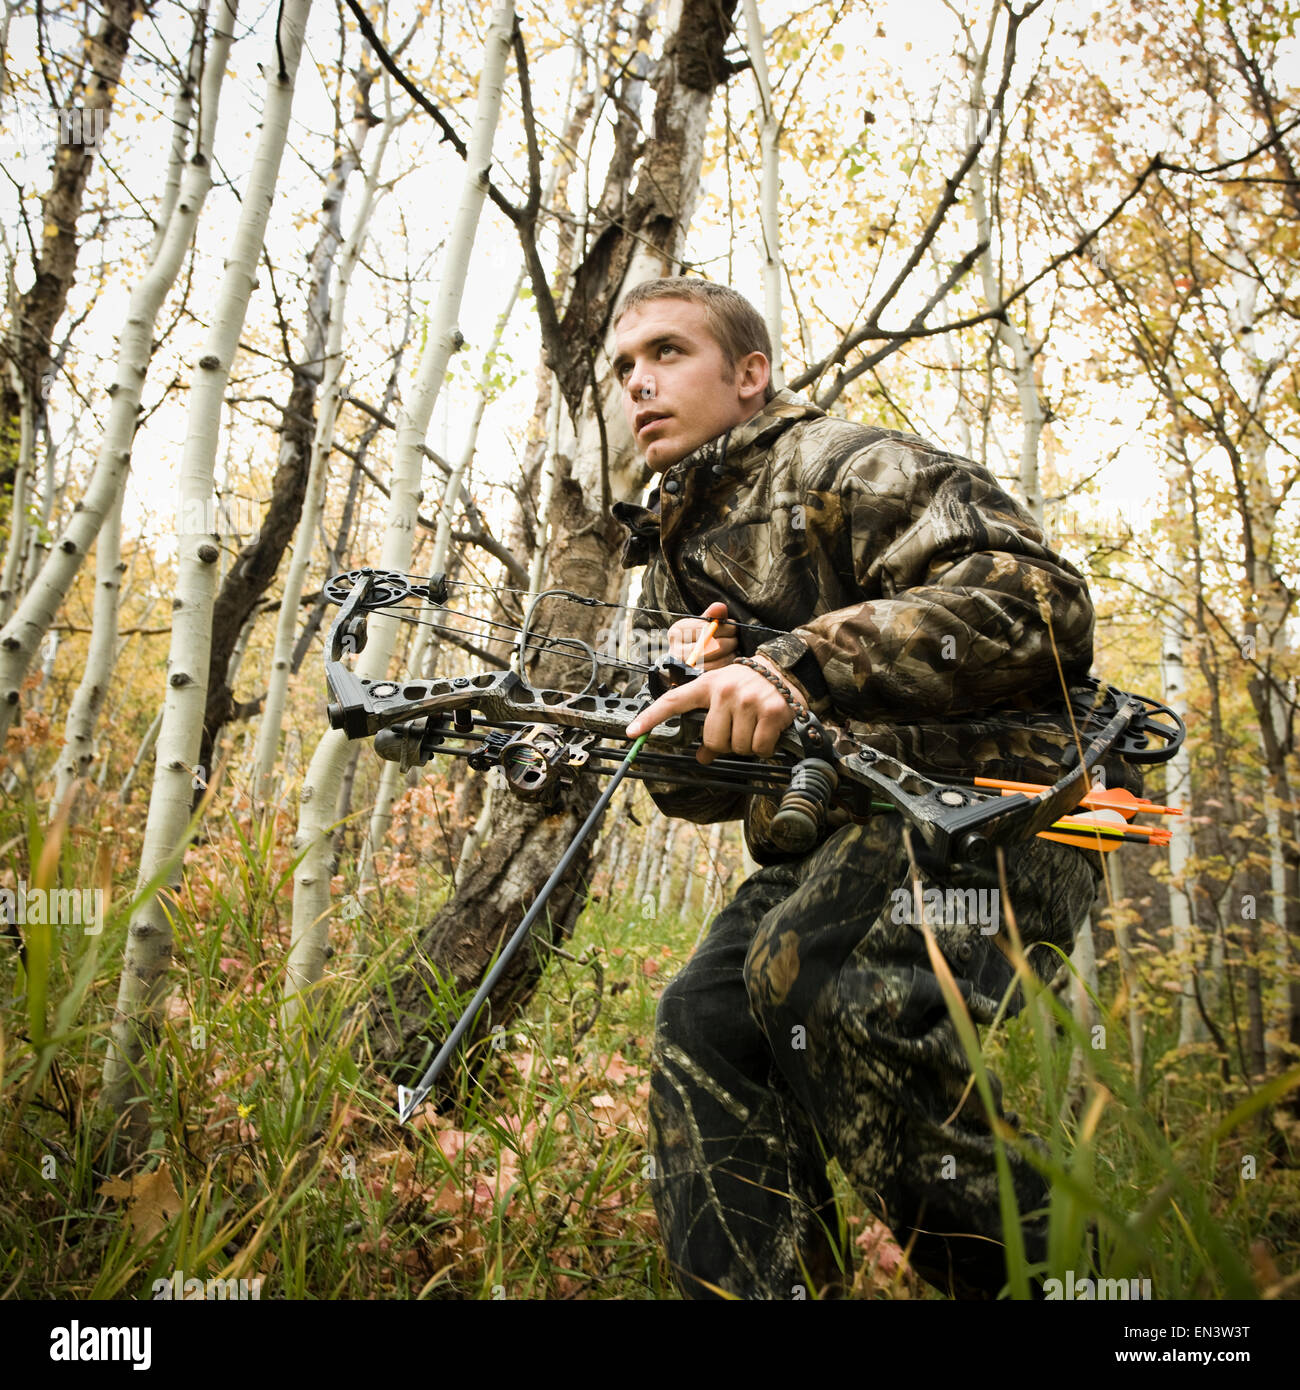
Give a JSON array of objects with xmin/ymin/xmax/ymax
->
[{"xmin": 610, "ymin": 278, "xmax": 1131, "ymax": 1300}]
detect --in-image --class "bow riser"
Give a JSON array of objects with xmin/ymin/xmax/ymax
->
[{"xmin": 327, "ymin": 665, "xmax": 690, "ymax": 746}]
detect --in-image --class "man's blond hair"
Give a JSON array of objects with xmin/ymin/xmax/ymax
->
[{"xmin": 614, "ymin": 278, "xmax": 776, "ymax": 402}]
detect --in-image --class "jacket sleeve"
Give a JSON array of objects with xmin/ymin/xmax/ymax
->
[{"xmin": 754, "ymin": 435, "xmax": 1095, "ymax": 720}]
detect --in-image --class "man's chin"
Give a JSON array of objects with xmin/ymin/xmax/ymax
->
[{"xmin": 645, "ymin": 442, "xmax": 688, "ymax": 472}]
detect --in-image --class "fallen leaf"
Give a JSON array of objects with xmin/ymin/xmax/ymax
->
[
  {"xmin": 98, "ymin": 1162, "xmax": 183, "ymax": 1243},
  {"xmin": 600, "ymin": 1052, "xmax": 643, "ymax": 1087},
  {"xmin": 433, "ymin": 1127, "xmax": 474, "ymax": 1163}
]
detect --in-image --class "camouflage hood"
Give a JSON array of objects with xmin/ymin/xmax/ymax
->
[{"xmin": 614, "ymin": 389, "xmax": 1140, "ymax": 858}]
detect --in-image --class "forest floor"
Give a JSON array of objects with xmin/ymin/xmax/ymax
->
[{"xmin": 1, "ymin": 810, "xmax": 1297, "ymax": 1300}]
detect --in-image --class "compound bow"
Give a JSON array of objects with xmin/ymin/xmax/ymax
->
[{"xmin": 323, "ymin": 567, "xmax": 1184, "ymax": 1120}]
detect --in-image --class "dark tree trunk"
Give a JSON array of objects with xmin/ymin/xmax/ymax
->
[
  {"xmin": 362, "ymin": 0, "xmax": 739, "ymax": 1079},
  {"xmin": 1, "ymin": 0, "xmax": 142, "ymax": 500}
]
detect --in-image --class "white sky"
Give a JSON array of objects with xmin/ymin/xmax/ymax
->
[{"xmin": 1, "ymin": 0, "xmax": 1293, "ymax": 591}]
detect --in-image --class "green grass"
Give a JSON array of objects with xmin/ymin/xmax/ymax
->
[
  {"xmin": 0, "ymin": 789, "xmax": 1295, "ymax": 1300},
  {"xmin": 955, "ymin": 923, "xmax": 1300, "ymax": 1299}
]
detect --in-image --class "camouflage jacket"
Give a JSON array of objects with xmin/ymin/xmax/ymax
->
[{"xmin": 613, "ymin": 389, "xmax": 1140, "ymax": 859}]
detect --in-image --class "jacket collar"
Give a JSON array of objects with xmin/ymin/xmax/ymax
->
[
  {"xmin": 612, "ymin": 388, "xmax": 824, "ymax": 567},
  {"xmin": 675, "ymin": 387, "xmax": 824, "ymax": 474}
]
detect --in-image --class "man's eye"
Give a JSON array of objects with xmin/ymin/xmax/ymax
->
[{"xmin": 658, "ymin": 344, "xmax": 678, "ymax": 358}]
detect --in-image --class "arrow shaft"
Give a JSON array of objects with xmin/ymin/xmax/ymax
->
[
  {"xmin": 974, "ymin": 775, "xmax": 1180, "ymax": 818},
  {"xmin": 399, "ymin": 735, "xmax": 648, "ymax": 1122}
]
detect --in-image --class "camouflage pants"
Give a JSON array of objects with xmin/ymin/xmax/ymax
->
[{"xmin": 647, "ymin": 815, "xmax": 1099, "ymax": 1300}]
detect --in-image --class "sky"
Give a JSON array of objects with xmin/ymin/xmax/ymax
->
[{"xmin": 1, "ymin": 0, "xmax": 1290, "ymax": 585}]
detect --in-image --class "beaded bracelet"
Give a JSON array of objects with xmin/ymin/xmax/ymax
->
[{"xmin": 734, "ymin": 656, "xmax": 809, "ymax": 722}]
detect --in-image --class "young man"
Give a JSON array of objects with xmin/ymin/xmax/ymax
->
[{"xmin": 611, "ymin": 279, "xmax": 1125, "ymax": 1301}]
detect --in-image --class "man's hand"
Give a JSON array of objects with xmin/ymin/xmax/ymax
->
[
  {"xmin": 626, "ymin": 653, "xmax": 795, "ymax": 765},
  {"xmin": 666, "ymin": 600, "xmax": 737, "ymax": 670}
]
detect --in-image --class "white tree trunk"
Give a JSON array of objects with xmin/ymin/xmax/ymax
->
[
  {"xmin": 634, "ymin": 807, "xmax": 666, "ymax": 910},
  {"xmin": 742, "ymin": 0, "xmax": 783, "ymax": 386},
  {"xmin": 251, "ymin": 86, "xmax": 395, "ymax": 804},
  {"xmin": 102, "ymin": 0, "xmax": 310, "ymax": 1119},
  {"xmin": 148, "ymin": 7, "xmax": 207, "ymax": 266},
  {"xmin": 282, "ymin": 0, "xmax": 516, "ymax": 1038},
  {"xmin": 0, "ymin": 1, "xmax": 239, "ymax": 746},
  {"xmin": 966, "ymin": 25, "xmax": 1044, "ymax": 525},
  {"xmin": 1064, "ymin": 913, "xmax": 1100, "ymax": 1110},
  {"xmin": 700, "ymin": 820, "xmax": 725, "ymax": 918},
  {"xmin": 1263, "ymin": 765, "xmax": 1287, "ymax": 1067},
  {"xmin": 660, "ymin": 819, "xmax": 680, "ymax": 917},
  {"xmin": 119, "ymin": 709, "xmax": 163, "ymax": 803},
  {"xmin": 50, "ymin": 481, "xmax": 125, "ymax": 811},
  {"xmin": 358, "ymin": 270, "xmax": 524, "ymax": 897},
  {"xmin": 0, "ymin": 363, "xmax": 34, "ymax": 621},
  {"xmin": 1161, "ymin": 438, "xmax": 1200, "ymax": 1045}
]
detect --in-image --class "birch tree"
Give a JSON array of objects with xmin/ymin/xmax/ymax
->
[
  {"xmin": 201, "ymin": 49, "xmax": 398, "ymax": 777},
  {"xmin": 102, "ymin": 0, "xmax": 315, "ymax": 1127},
  {"xmin": 959, "ymin": 7, "xmax": 1047, "ymax": 525},
  {"xmin": 0, "ymin": 3, "xmax": 237, "ymax": 747},
  {"xmin": 355, "ymin": 272, "xmax": 523, "ymax": 900},
  {"xmin": 250, "ymin": 80, "xmax": 397, "ymax": 802},
  {"xmin": 281, "ymin": 0, "xmax": 516, "ymax": 1046},
  {"xmin": 741, "ymin": 0, "xmax": 783, "ymax": 386},
  {"xmin": 0, "ymin": 0, "xmax": 144, "ymax": 514},
  {"xmin": 48, "ymin": 10, "xmax": 215, "ymax": 809},
  {"xmin": 1160, "ymin": 441, "xmax": 1201, "ymax": 1044}
]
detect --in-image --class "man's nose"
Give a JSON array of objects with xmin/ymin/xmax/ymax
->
[{"xmin": 628, "ymin": 365, "xmax": 657, "ymax": 402}]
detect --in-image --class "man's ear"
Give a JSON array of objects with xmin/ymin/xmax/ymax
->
[{"xmin": 736, "ymin": 350, "xmax": 771, "ymax": 405}]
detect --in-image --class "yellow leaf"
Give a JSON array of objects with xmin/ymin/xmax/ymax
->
[{"xmin": 98, "ymin": 1162, "xmax": 183, "ymax": 1244}]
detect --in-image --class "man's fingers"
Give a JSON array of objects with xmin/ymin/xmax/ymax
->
[
  {"xmin": 625, "ymin": 679, "xmax": 709, "ymax": 738},
  {"xmin": 625, "ymin": 664, "xmax": 796, "ymax": 756},
  {"xmin": 727, "ymin": 705, "xmax": 759, "ymax": 758},
  {"xmin": 697, "ymin": 619, "xmax": 738, "ymax": 668},
  {"xmin": 697, "ymin": 701, "xmax": 734, "ymax": 766},
  {"xmin": 753, "ymin": 706, "xmax": 789, "ymax": 758},
  {"xmin": 668, "ymin": 601, "xmax": 734, "ymax": 665}
]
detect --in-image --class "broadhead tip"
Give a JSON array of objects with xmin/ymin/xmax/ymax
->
[{"xmin": 396, "ymin": 1084, "xmax": 425, "ymax": 1124}]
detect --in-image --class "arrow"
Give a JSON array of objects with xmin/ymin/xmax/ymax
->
[
  {"xmin": 396, "ymin": 734, "xmax": 649, "ymax": 1125},
  {"xmin": 975, "ymin": 776, "xmax": 1181, "ymax": 821},
  {"xmin": 1049, "ymin": 816, "xmax": 1172, "ymax": 845},
  {"xmin": 1038, "ymin": 830, "xmax": 1122, "ymax": 853}
]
